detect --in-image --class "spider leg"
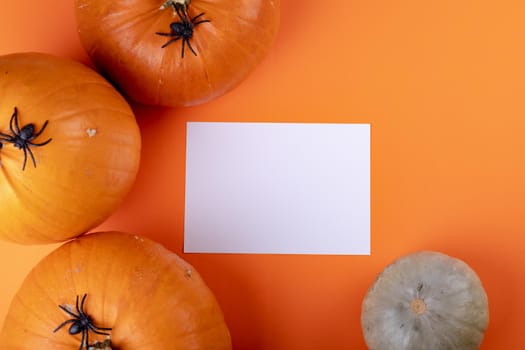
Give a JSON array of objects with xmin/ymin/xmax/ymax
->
[
  {"xmin": 185, "ymin": 38, "xmax": 198, "ymax": 57},
  {"xmin": 78, "ymin": 294, "xmax": 88, "ymax": 315},
  {"xmin": 156, "ymin": 31, "xmax": 173, "ymax": 36},
  {"xmin": 28, "ymin": 137, "xmax": 52, "ymax": 147},
  {"xmin": 26, "ymin": 146, "xmax": 37, "ymax": 169},
  {"xmin": 31, "ymin": 119, "xmax": 49, "ymax": 139},
  {"xmin": 0, "ymin": 134, "xmax": 14, "ymax": 143},
  {"xmin": 8, "ymin": 111, "xmax": 16, "ymax": 135},
  {"xmin": 181, "ymin": 38, "xmax": 187, "ymax": 58},
  {"xmin": 85, "ymin": 328, "xmax": 89, "ymax": 350},
  {"xmin": 53, "ymin": 318, "xmax": 76, "ymax": 333},
  {"xmin": 76, "ymin": 294, "xmax": 90, "ymax": 319},
  {"xmin": 191, "ymin": 12, "xmax": 207, "ymax": 23},
  {"xmin": 74, "ymin": 295, "xmax": 81, "ymax": 315},
  {"xmin": 88, "ymin": 324, "xmax": 112, "ymax": 335},
  {"xmin": 79, "ymin": 328, "xmax": 86, "ymax": 350},
  {"xmin": 9, "ymin": 107, "xmax": 20, "ymax": 135},
  {"xmin": 58, "ymin": 304, "xmax": 81, "ymax": 319},
  {"xmin": 193, "ymin": 19, "xmax": 211, "ymax": 26},
  {"xmin": 21, "ymin": 146, "xmax": 28, "ymax": 171},
  {"xmin": 90, "ymin": 323, "xmax": 112, "ymax": 332},
  {"xmin": 161, "ymin": 36, "xmax": 182, "ymax": 48}
]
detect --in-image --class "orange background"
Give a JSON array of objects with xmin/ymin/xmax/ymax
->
[{"xmin": 1, "ymin": 0, "xmax": 524, "ymax": 349}]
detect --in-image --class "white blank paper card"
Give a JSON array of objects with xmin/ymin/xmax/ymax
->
[{"xmin": 184, "ymin": 122, "xmax": 370, "ymax": 255}]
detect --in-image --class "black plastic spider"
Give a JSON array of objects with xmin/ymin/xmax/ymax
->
[
  {"xmin": 156, "ymin": 3, "xmax": 210, "ymax": 57},
  {"xmin": 53, "ymin": 294, "xmax": 112, "ymax": 350},
  {"xmin": 0, "ymin": 107, "xmax": 52, "ymax": 170}
]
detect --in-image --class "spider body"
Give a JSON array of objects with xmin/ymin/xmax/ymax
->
[
  {"xmin": 156, "ymin": 3, "xmax": 210, "ymax": 57},
  {"xmin": 0, "ymin": 107, "xmax": 52, "ymax": 170},
  {"xmin": 54, "ymin": 294, "xmax": 112, "ymax": 350},
  {"xmin": 68, "ymin": 316, "xmax": 92, "ymax": 335},
  {"xmin": 170, "ymin": 20, "xmax": 194, "ymax": 40}
]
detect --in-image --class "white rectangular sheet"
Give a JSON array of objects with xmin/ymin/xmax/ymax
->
[{"xmin": 184, "ymin": 122, "xmax": 370, "ymax": 255}]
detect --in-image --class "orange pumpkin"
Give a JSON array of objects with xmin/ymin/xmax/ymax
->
[
  {"xmin": 74, "ymin": 0, "xmax": 280, "ymax": 107},
  {"xmin": 0, "ymin": 53, "xmax": 141, "ymax": 244},
  {"xmin": 0, "ymin": 231, "xmax": 232, "ymax": 349}
]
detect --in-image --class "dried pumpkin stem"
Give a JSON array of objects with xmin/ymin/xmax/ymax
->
[
  {"xmin": 88, "ymin": 337, "xmax": 113, "ymax": 350},
  {"xmin": 410, "ymin": 298, "xmax": 427, "ymax": 315},
  {"xmin": 160, "ymin": 0, "xmax": 191, "ymax": 11}
]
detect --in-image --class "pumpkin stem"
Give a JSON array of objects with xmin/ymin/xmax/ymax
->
[
  {"xmin": 410, "ymin": 298, "xmax": 427, "ymax": 315},
  {"xmin": 160, "ymin": 0, "xmax": 191, "ymax": 12},
  {"xmin": 88, "ymin": 336, "xmax": 113, "ymax": 350}
]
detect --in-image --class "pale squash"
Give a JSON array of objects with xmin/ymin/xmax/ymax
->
[{"xmin": 361, "ymin": 251, "xmax": 489, "ymax": 350}]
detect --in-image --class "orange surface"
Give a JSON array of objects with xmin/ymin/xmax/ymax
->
[{"xmin": 1, "ymin": 1, "xmax": 525, "ymax": 349}]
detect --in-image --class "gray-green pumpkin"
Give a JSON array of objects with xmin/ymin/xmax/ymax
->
[{"xmin": 361, "ymin": 251, "xmax": 489, "ymax": 350}]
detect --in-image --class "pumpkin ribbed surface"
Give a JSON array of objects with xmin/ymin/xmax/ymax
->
[
  {"xmin": 0, "ymin": 231, "xmax": 232, "ymax": 349},
  {"xmin": 0, "ymin": 53, "xmax": 141, "ymax": 244},
  {"xmin": 75, "ymin": 0, "xmax": 280, "ymax": 107}
]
